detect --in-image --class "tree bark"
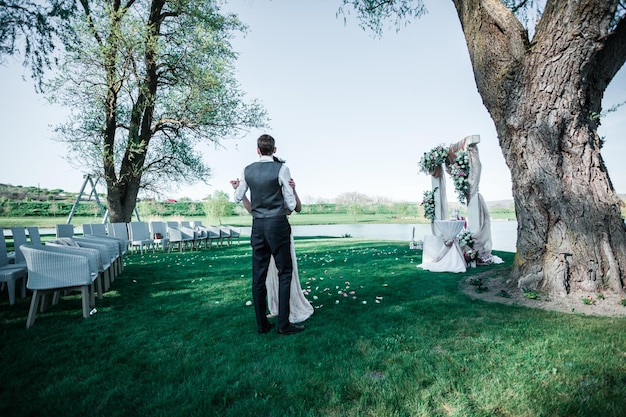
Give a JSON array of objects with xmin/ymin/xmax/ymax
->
[
  {"xmin": 105, "ymin": 0, "xmax": 165, "ymax": 223},
  {"xmin": 453, "ymin": 0, "xmax": 626, "ymax": 294}
]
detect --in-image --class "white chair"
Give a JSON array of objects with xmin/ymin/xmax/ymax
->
[
  {"xmin": 76, "ymin": 236, "xmax": 121, "ymax": 283},
  {"xmin": 128, "ymin": 222, "xmax": 155, "ymax": 254},
  {"xmin": 107, "ymin": 223, "xmax": 131, "ymax": 249},
  {"xmin": 27, "ymin": 226, "xmax": 42, "ymax": 246},
  {"xmin": 0, "ymin": 231, "xmax": 27, "ymax": 305},
  {"xmin": 10, "ymin": 227, "xmax": 29, "ymax": 267},
  {"xmin": 47, "ymin": 237, "xmax": 113, "ymax": 292},
  {"xmin": 82, "ymin": 223, "xmax": 128, "ymax": 273},
  {"xmin": 22, "ymin": 245, "xmax": 99, "ymax": 328},
  {"xmin": 55, "ymin": 224, "xmax": 75, "ymax": 238},
  {"xmin": 148, "ymin": 221, "xmax": 170, "ymax": 252},
  {"xmin": 221, "ymin": 225, "xmax": 241, "ymax": 245},
  {"xmin": 181, "ymin": 221, "xmax": 201, "ymax": 249},
  {"xmin": 166, "ymin": 221, "xmax": 194, "ymax": 252},
  {"xmin": 192, "ymin": 221, "xmax": 220, "ymax": 248}
]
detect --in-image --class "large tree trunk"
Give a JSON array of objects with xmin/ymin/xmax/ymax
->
[
  {"xmin": 103, "ymin": 0, "xmax": 165, "ymax": 224},
  {"xmin": 453, "ymin": 0, "xmax": 626, "ymax": 295}
]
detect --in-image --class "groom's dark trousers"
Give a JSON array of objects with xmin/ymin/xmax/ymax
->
[{"xmin": 250, "ymin": 215, "xmax": 293, "ymax": 331}]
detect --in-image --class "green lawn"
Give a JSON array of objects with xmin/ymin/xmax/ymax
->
[{"xmin": 1, "ymin": 238, "xmax": 624, "ymax": 416}]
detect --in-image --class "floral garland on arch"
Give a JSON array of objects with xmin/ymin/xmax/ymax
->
[
  {"xmin": 449, "ymin": 150, "xmax": 470, "ymax": 204},
  {"xmin": 419, "ymin": 145, "xmax": 449, "ymax": 174},
  {"xmin": 421, "ymin": 187, "xmax": 438, "ymax": 221},
  {"xmin": 458, "ymin": 229, "xmax": 474, "ymax": 248}
]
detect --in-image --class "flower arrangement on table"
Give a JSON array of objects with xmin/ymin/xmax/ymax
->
[
  {"xmin": 419, "ymin": 145, "xmax": 449, "ymax": 174},
  {"xmin": 458, "ymin": 229, "xmax": 474, "ymax": 249},
  {"xmin": 421, "ymin": 187, "xmax": 438, "ymax": 221},
  {"xmin": 449, "ymin": 150, "xmax": 470, "ymax": 204},
  {"xmin": 464, "ymin": 248, "xmax": 479, "ymax": 265}
]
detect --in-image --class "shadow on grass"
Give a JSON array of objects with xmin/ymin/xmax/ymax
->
[{"xmin": 0, "ymin": 241, "xmax": 624, "ymax": 417}]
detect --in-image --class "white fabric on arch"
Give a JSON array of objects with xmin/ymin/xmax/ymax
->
[{"xmin": 419, "ymin": 220, "xmax": 467, "ymax": 273}]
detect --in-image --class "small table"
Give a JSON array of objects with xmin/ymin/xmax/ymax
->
[
  {"xmin": 434, "ymin": 220, "xmax": 465, "ymax": 241},
  {"xmin": 420, "ymin": 220, "xmax": 467, "ymax": 273}
]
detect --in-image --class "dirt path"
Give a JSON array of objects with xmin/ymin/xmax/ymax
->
[{"xmin": 460, "ymin": 268, "xmax": 626, "ymax": 317}]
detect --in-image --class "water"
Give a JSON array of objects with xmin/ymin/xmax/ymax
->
[
  {"xmin": 7, "ymin": 221, "xmax": 518, "ymax": 253},
  {"xmin": 237, "ymin": 221, "xmax": 518, "ymax": 253}
]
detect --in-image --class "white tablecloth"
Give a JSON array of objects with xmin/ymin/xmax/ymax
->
[{"xmin": 419, "ymin": 220, "xmax": 467, "ymax": 273}]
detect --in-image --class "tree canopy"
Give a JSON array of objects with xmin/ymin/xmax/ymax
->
[
  {"xmin": 43, "ymin": 0, "xmax": 268, "ymax": 221},
  {"xmin": 0, "ymin": 0, "xmax": 75, "ymax": 88}
]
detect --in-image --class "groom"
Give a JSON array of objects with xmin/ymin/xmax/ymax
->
[{"xmin": 233, "ymin": 134, "xmax": 304, "ymax": 335}]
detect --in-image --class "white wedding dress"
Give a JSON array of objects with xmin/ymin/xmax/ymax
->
[{"xmin": 266, "ymin": 235, "xmax": 314, "ymax": 323}]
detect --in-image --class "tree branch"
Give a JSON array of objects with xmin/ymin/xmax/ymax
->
[
  {"xmin": 452, "ymin": 0, "xmax": 529, "ymax": 115},
  {"xmin": 593, "ymin": 14, "xmax": 626, "ymax": 89}
]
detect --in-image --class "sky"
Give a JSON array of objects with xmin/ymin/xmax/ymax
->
[{"xmin": 0, "ymin": 0, "xmax": 625, "ymax": 204}]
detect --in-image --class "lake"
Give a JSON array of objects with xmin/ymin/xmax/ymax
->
[
  {"xmin": 6, "ymin": 221, "xmax": 518, "ymax": 253},
  {"xmin": 236, "ymin": 221, "xmax": 518, "ymax": 253}
]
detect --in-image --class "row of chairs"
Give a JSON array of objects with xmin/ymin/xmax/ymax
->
[
  {"xmin": 0, "ymin": 221, "xmax": 241, "ymax": 327},
  {"xmin": 67, "ymin": 221, "xmax": 240, "ymax": 254},
  {"xmin": 1, "ymin": 226, "xmax": 127, "ymax": 328}
]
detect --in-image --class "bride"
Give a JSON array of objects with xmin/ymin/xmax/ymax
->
[{"xmin": 230, "ymin": 176, "xmax": 314, "ymax": 324}]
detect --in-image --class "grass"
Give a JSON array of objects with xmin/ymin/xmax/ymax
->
[{"xmin": 1, "ymin": 238, "xmax": 625, "ymax": 416}]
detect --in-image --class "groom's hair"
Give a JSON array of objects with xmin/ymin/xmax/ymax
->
[{"xmin": 257, "ymin": 134, "xmax": 275, "ymax": 155}]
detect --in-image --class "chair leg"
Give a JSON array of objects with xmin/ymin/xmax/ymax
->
[
  {"xmin": 6, "ymin": 279, "xmax": 16, "ymax": 305},
  {"xmin": 81, "ymin": 286, "xmax": 90, "ymax": 318},
  {"xmin": 102, "ymin": 271, "xmax": 110, "ymax": 292},
  {"xmin": 95, "ymin": 275, "xmax": 103, "ymax": 301},
  {"xmin": 26, "ymin": 290, "xmax": 41, "ymax": 328},
  {"xmin": 45, "ymin": 293, "xmax": 55, "ymax": 310},
  {"xmin": 89, "ymin": 283, "xmax": 95, "ymax": 308},
  {"xmin": 19, "ymin": 274, "xmax": 27, "ymax": 298}
]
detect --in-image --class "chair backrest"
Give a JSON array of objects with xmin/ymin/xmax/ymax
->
[
  {"xmin": 181, "ymin": 221, "xmax": 192, "ymax": 228},
  {"xmin": 129, "ymin": 222, "xmax": 150, "ymax": 240},
  {"xmin": 192, "ymin": 221, "xmax": 204, "ymax": 228},
  {"xmin": 0, "ymin": 230, "xmax": 11, "ymax": 267},
  {"xmin": 149, "ymin": 221, "xmax": 167, "ymax": 237},
  {"xmin": 218, "ymin": 226, "xmax": 231, "ymax": 237},
  {"xmin": 10, "ymin": 227, "xmax": 28, "ymax": 264},
  {"xmin": 166, "ymin": 221, "xmax": 179, "ymax": 229},
  {"xmin": 82, "ymin": 224, "xmax": 93, "ymax": 235},
  {"xmin": 107, "ymin": 223, "xmax": 129, "ymax": 239},
  {"xmin": 27, "ymin": 226, "xmax": 42, "ymax": 245},
  {"xmin": 56, "ymin": 224, "xmax": 75, "ymax": 238},
  {"xmin": 83, "ymin": 223, "xmax": 107, "ymax": 236}
]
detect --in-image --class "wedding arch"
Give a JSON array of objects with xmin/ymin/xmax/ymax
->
[{"xmin": 419, "ymin": 135, "xmax": 502, "ymax": 270}]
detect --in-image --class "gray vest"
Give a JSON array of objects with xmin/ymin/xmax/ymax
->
[{"xmin": 244, "ymin": 161, "xmax": 287, "ymax": 218}]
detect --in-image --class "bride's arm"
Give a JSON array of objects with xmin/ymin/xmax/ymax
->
[
  {"xmin": 289, "ymin": 179, "xmax": 302, "ymax": 213},
  {"xmin": 230, "ymin": 179, "xmax": 252, "ymax": 213}
]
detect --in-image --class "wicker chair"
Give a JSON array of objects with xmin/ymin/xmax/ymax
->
[
  {"xmin": 106, "ymin": 223, "xmax": 132, "ymax": 249},
  {"xmin": 148, "ymin": 221, "xmax": 170, "ymax": 252},
  {"xmin": 128, "ymin": 222, "xmax": 155, "ymax": 254},
  {"xmin": 220, "ymin": 226, "xmax": 241, "ymax": 246},
  {"xmin": 166, "ymin": 222, "xmax": 194, "ymax": 252},
  {"xmin": 21, "ymin": 244, "xmax": 99, "ymax": 328},
  {"xmin": 192, "ymin": 221, "xmax": 221, "ymax": 248},
  {"xmin": 46, "ymin": 237, "xmax": 113, "ymax": 292},
  {"xmin": 0, "ymin": 231, "xmax": 28, "ymax": 305},
  {"xmin": 27, "ymin": 226, "xmax": 42, "ymax": 246},
  {"xmin": 55, "ymin": 224, "xmax": 75, "ymax": 238}
]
